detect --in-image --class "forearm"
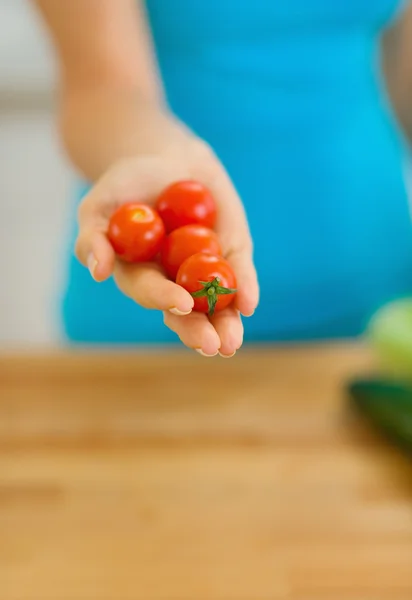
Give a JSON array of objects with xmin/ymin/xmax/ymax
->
[
  {"xmin": 381, "ymin": 6, "xmax": 412, "ymax": 144},
  {"xmin": 60, "ymin": 87, "xmax": 190, "ymax": 181},
  {"xmin": 30, "ymin": 0, "xmax": 182, "ymax": 180}
]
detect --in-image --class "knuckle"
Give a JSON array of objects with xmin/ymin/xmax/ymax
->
[
  {"xmin": 163, "ymin": 310, "xmax": 174, "ymax": 328},
  {"xmin": 128, "ymin": 278, "xmax": 145, "ymax": 304},
  {"xmin": 191, "ymin": 140, "xmax": 220, "ymax": 173},
  {"xmin": 131, "ymin": 281, "xmax": 158, "ymax": 310},
  {"xmin": 74, "ymin": 236, "xmax": 85, "ymax": 263},
  {"xmin": 163, "ymin": 312, "xmax": 181, "ymax": 335},
  {"xmin": 233, "ymin": 231, "xmax": 254, "ymax": 256},
  {"xmin": 243, "ymin": 237, "xmax": 254, "ymax": 255},
  {"xmin": 113, "ymin": 271, "xmax": 136, "ymax": 303},
  {"xmin": 76, "ymin": 192, "xmax": 101, "ymax": 228},
  {"xmin": 194, "ymin": 139, "xmax": 215, "ymax": 160},
  {"xmin": 76, "ymin": 200, "xmax": 88, "ymax": 224}
]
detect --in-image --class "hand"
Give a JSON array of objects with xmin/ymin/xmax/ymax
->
[{"xmin": 75, "ymin": 128, "xmax": 259, "ymax": 357}]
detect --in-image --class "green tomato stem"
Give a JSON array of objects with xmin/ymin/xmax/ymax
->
[{"xmin": 191, "ymin": 277, "xmax": 237, "ymax": 316}]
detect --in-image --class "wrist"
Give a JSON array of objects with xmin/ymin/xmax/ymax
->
[{"xmin": 61, "ymin": 86, "xmax": 185, "ymax": 180}]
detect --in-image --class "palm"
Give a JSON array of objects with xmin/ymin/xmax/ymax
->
[{"xmin": 76, "ymin": 153, "xmax": 258, "ymax": 357}]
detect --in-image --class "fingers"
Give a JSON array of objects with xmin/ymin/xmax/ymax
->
[
  {"xmin": 209, "ymin": 306, "xmax": 244, "ymax": 357},
  {"xmin": 114, "ymin": 261, "xmax": 194, "ymax": 314},
  {"xmin": 116, "ymin": 258, "xmax": 242, "ymax": 357},
  {"xmin": 75, "ymin": 181, "xmax": 117, "ymax": 282},
  {"xmin": 75, "ymin": 229, "xmax": 116, "ymax": 282},
  {"xmin": 164, "ymin": 306, "xmax": 243, "ymax": 358},
  {"xmin": 74, "ymin": 152, "xmax": 256, "ymax": 354},
  {"xmin": 163, "ymin": 310, "xmax": 221, "ymax": 356},
  {"xmin": 75, "ymin": 157, "xmax": 191, "ymax": 282},
  {"xmin": 226, "ymin": 248, "xmax": 260, "ymax": 317},
  {"xmin": 205, "ymin": 165, "xmax": 259, "ymax": 317},
  {"xmin": 206, "ymin": 163, "xmax": 250, "ymax": 243}
]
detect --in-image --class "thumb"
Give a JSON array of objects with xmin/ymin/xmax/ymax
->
[{"xmin": 75, "ymin": 228, "xmax": 115, "ymax": 282}]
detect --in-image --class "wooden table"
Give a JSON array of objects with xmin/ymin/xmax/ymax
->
[{"xmin": 1, "ymin": 345, "xmax": 411, "ymax": 600}]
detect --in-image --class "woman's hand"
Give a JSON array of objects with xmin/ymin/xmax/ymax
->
[
  {"xmin": 75, "ymin": 124, "xmax": 259, "ymax": 357},
  {"xmin": 33, "ymin": 0, "xmax": 258, "ymax": 355}
]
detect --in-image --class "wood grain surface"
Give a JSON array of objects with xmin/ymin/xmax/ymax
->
[{"xmin": 0, "ymin": 345, "xmax": 411, "ymax": 600}]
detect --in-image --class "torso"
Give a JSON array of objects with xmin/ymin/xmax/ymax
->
[{"xmin": 63, "ymin": 0, "xmax": 412, "ymax": 343}]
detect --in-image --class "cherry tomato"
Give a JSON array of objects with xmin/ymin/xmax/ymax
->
[
  {"xmin": 108, "ymin": 203, "xmax": 165, "ymax": 263},
  {"xmin": 176, "ymin": 253, "xmax": 237, "ymax": 316},
  {"xmin": 156, "ymin": 180, "xmax": 217, "ymax": 233},
  {"xmin": 160, "ymin": 225, "xmax": 222, "ymax": 280}
]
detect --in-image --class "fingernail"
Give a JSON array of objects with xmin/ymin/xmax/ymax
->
[
  {"xmin": 219, "ymin": 351, "xmax": 236, "ymax": 358},
  {"xmin": 170, "ymin": 307, "xmax": 192, "ymax": 316},
  {"xmin": 88, "ymin": 254, "xmax": 98, "ymax": 281},
  {"xmin": 195, "ymin": 349, "xmax": 219, "ymax": 358}
]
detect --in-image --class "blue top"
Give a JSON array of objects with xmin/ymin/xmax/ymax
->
[{"xmin": 62, "ymin": 0, "xmax": 412, "ymax": 344}]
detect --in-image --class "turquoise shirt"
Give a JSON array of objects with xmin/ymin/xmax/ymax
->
[{"xmin": 62, "ymin": 0, "xmax": 412, "ymax": 343}]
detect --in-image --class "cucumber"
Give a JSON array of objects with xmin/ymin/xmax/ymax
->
[{"xmin": 347, "ymin": 378, "xmax": 412, "ymax": 455}]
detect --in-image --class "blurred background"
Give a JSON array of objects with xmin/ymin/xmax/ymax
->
[
  {"xmin": 1, "ymin": 4, "xmax": 412, "ymax": 598},
  {"xmin": 0, "ymin": 0, "xmax": 71, "ymax": 347}
]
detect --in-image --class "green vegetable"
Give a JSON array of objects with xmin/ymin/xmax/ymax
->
[
  {"xmin": 368, "ymin": 299, "xmax": 412, "ymax": 380},
  {"xmin": 348, "ymin": 378, "xmax": 412, "ymax": 454}
]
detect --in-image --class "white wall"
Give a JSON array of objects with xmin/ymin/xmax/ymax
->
[
  {"xmin": 0, "ymin": 0, "xmax": 72, "ymax": 347},
  {"xmin": 0, "ymin": 0, "xmax": 55, "ymax": 93}
]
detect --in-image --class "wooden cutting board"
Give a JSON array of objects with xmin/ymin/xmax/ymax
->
[{"xmin": 1, "ymin": 344, "xmax": 411, "ymax": 600}]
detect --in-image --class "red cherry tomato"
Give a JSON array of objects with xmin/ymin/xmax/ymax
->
[
  {"xmin": 156, "ymin": 180, "xmax": 217, "ymax": 233},
  {"xmin": 160, "ymin": 225, "xmax": 222, "ymax": 280},
  {"xmin": 176, "ymin": 253, "xmax": 237, "ymax": 316},
  {"xmin": 108, "ymin": 203, "xmax": 165, "ymax": 263}
]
